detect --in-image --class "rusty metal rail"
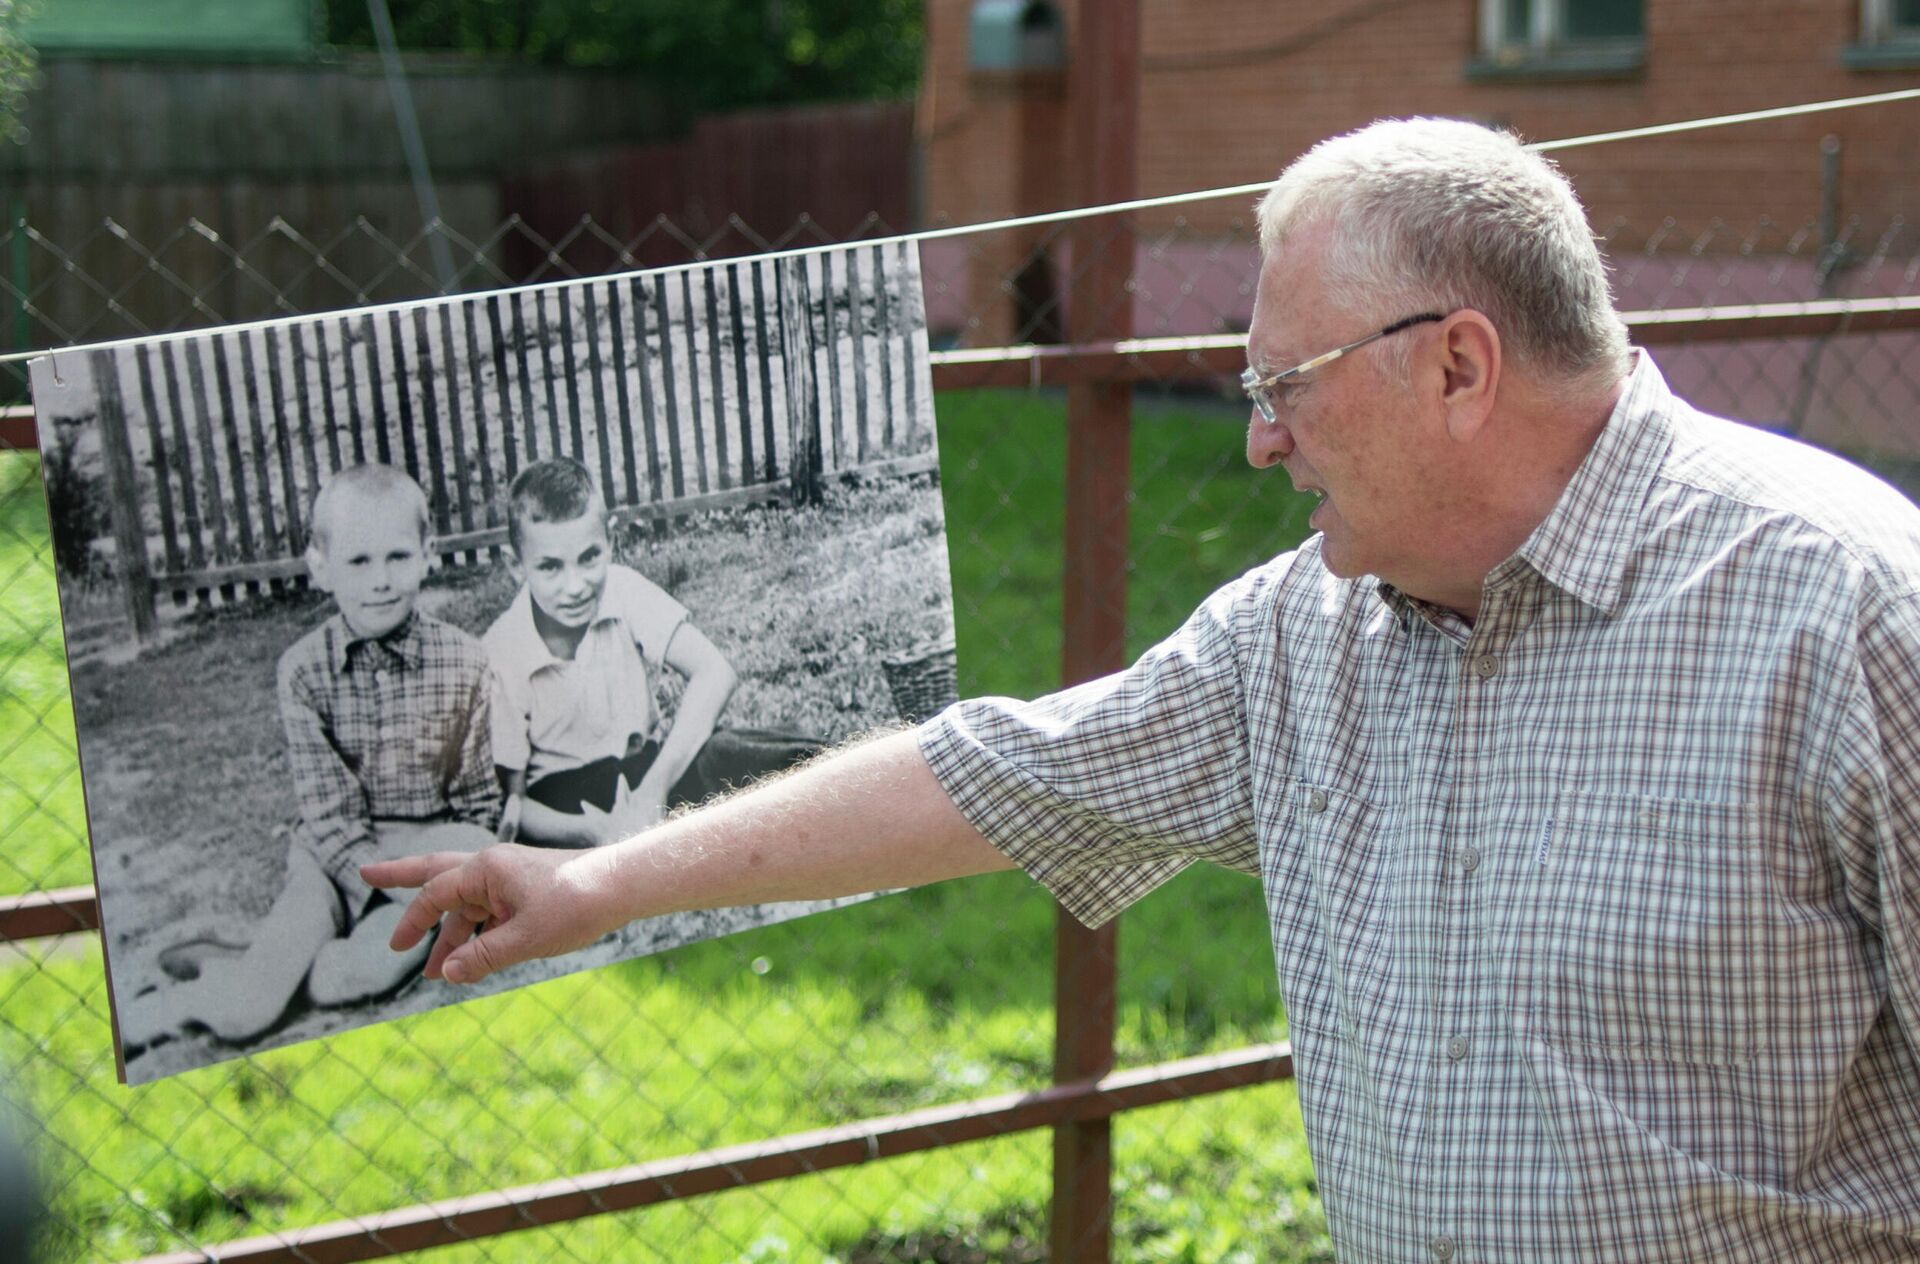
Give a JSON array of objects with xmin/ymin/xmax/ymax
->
[
  {"xmin": 6, "ymin": 300, "xmax": 1916, "ymax": 458},
  {"xmin": 0, "ymin": 886, "xmax": 99, "ymax": 940},
  {"xmin": 922, "ymin": 295, "xmax": 1920, "ymax": 390},
  {"xmin": 125, "ymin": 1043, "xmax": 1296, "ymax": 1264}
]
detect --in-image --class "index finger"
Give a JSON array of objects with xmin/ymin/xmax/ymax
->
[
  {"xmin": 386, "ymin": 854, "xmax": 500, "ymax": 953},
  {"xmin": 362, "ymin": 850, "xmax": 470, "ymax": 892}
]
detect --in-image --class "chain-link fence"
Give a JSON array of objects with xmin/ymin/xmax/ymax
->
[{"xmin": 2, "ymin": 200, "xmax": 1918, "ymax": 1264}]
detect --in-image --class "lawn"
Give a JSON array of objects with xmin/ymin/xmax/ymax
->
[{"xmin": 0, "ymin": 389, "xmax": 1331, "ymax": 1263}]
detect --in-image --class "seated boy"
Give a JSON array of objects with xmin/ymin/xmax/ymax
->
[
  {"xmin": 119, "ymin": 464, "xmax": 497, "ymax": 1048},
  {"xmin": 487, "ymin": 458, "xmax": 820, "ymax": 847}
]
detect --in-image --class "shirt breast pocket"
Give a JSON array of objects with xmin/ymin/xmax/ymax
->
[
  {"xmin": 1290, "ymin": 784, "xmax": 1400, "ymax": 1034},
  {"xmin": 1520, "ymin": 794, "xmax": 1769, "ymax": 1066},
  {"xmin": 405, "ymin": 712, "xmax": 466, "ymax": 779}
]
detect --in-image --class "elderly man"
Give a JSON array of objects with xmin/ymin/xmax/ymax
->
[{"xmin": 370, "ymin": 118, "xmax": 1920, "ymax": 1261}]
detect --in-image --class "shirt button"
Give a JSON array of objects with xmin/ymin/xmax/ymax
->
[
  {"xmin": 1430, "ymin": 1236, "xmax": 1457, "ymax": 1261},
  {"xmin": 1307, "ymin": 790, "xmax": 1328, "ymax": 813},
  {"xmin": 1472, "ymin": 653, "xmax": 1500, "ymax": 679},
  {"xmin": 1447, "ymin": 1035, "xmax": 1469, "ymax": 1061},
  {"xmin": 1457, "ymin": 846, "xmax": 1481, "ymax": 873},
  {"xmin": 372, "ymin": 669, "xmax": 388, "ymax": 686}
]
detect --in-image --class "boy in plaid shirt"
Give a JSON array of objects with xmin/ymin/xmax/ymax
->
[{"xmin": 120, "ymin": 464, "xmax": 496, "ymax": 1049}]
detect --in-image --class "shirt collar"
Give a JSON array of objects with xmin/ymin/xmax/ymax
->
[
  {"xmin": 1510, "ymin": 351, "xmax": 1676, "ymax": 617},
  {"xmin": 1369, "ymin": 351, "xmax": 1675, "ymax": 628},
  {"xmin": 331, "ymin": 608, "xmax": 425, "ymax": 674},
  {"xmin": 493, "ymin": 584, "xmax": 618, "ymax": 675}
]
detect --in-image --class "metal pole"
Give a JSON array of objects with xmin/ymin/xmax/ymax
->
[
  {"xmin": 1053, "ymin": 2, "xmax": 1139, "ymax": 1261},
  {"xmin": 1791, "ymin": 133, "xmax": 1847, "ymax": 434},
  {"xmin": 366, "ymin": 0, "xmax": 458, "ymax": 293},
  {"xmin": 1817, "ymin": 132, "xmax": 1843, "ymax": 280}
]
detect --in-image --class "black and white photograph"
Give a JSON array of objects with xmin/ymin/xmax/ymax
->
[{"xmin": 28, "ymin": 242, "xmax": 955, "ymax": 1086}]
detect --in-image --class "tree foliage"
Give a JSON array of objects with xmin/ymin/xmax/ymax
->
[
  {"xmin": 0, "ymin": 0, "xmax": 38, "ymax": 145},
  {"xmin": 326, "ymin": 0, "xmax": 923, "ymax": 112}
]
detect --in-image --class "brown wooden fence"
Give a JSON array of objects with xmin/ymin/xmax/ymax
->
[{"xmin": 500, "ymin": 100, "xmax": 916, "ymax": 275}]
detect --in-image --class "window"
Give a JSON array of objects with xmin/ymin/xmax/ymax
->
[
  {"xmin": 1867, "ymin": 0, "xmax": 1920, "ymax": 38},
  {"xmin": 1847, "ymin": 0, "xmax": 1920, "ymax": 66},
  {"xmin": 1469, "ymin": 0, "xmax": 1645, "ymax": 80}
]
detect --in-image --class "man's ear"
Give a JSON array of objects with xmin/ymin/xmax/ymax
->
[
  {"xmin": 304, "ymin": 544, "xmax": 332, "ymax": 593},
  {"xmin": 1435, "ymin": 310, "xmax": 1501, "ymax": 443},
  {"xmin": 503, "ymin": 543, "xmax": 525, "ymax": 585}
]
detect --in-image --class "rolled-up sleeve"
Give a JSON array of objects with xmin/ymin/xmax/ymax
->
[{"xmin": 919, "ymin": 576, "xmax": 1262, "ymax": 927}]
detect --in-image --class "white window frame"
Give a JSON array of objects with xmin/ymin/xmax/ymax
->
[
  {"xmin": 1480, "ymin": 0, "xmax": 1642, "ymax": 59},
  {"xmin": 1861, "ymin": 0, "xmax": 1920, "ymax": 43}
]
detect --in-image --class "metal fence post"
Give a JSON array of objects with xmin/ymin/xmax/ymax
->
[{"xmin": 1053, "ymin": 2, "xmax": 1140, "ymax": 1261}]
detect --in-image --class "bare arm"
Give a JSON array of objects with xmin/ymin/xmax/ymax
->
[
  {"xmin": 363, "ymin": 729, "xmax": 1014, "ymax": 984},
  {"xmin": 632, "ymin": 622, "xmax": 736, "ymax": 818}
]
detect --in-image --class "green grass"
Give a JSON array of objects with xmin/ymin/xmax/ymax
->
[
  {"xmin": 0, "ymin": 454, "xmax": 89, "ymax": 893},
  {"xmin": 0, "ymin": 391, "xmax": 1330, "ymax": 1263}
]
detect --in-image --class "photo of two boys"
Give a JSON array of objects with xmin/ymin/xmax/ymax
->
[{"xmin": 29, "ymin": 244, "xmax": 954, "ymax": 1084}]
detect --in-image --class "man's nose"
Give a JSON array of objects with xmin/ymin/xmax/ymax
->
[{"xmin": 1245, "ymin": 412, "xmax": 1295, "ymax": 469}]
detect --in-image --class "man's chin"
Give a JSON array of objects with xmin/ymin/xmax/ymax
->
[{"xmin": 1313, "ymin": 535, "xmax": 1371, "ymax": 581}]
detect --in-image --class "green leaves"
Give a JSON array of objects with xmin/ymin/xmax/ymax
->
[
  {"xmin": 325, "ymin": 0, "xmax": 924, "ymax": 113},
  {"xmin": 0, "ymin": 0, "xmax": 39, "ymax": 146}
]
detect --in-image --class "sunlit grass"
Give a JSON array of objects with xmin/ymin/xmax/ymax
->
[{"xmin": 1, "ymin": 391, "xmax": 1331, "ymax": 1262}]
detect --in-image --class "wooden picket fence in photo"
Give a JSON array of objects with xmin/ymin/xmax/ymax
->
[{"xmin": 76, "ymin": 242, "xmax": 937, "ymax": 639}]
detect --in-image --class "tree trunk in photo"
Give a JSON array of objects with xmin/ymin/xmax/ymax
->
[
  {"xmin": 92, "ymin": 350, "xmax": 158, "ymax": 643},
  {"xmin": 782, "ymin": 256, "xmax": 824, "ymax": 507}
]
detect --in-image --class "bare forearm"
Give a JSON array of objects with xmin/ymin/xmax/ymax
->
[
  {"xmin": 369, "ymin": 729, "xmax": 1017, "ymax": 984},
  {"xmin": 591, "ymin": 729, "xmax": 1013, "ymax": 925}
]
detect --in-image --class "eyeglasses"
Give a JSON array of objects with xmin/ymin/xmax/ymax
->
[{"xmin": 1240, "ymin": 312, "xmax": 1445, "ymax": 424}]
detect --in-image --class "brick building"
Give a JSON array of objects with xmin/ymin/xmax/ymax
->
[
  {"xmin": 912, "ymin": 0, "xmax": 1920, "ymax": 467},
  {"xmin": 917, "ymin": 0, "xmax": 1920, "ymax": 343}
]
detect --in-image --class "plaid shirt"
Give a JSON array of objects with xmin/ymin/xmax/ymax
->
[
  {"xmin": 923, "ymin": 354, "xmax": 1920, "ymax": 1262},
  {"xmin": 277, "ymin": 610, "xmax": 496, "ymax": 912}
]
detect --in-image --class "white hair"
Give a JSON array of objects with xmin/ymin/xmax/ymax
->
[{"xmin": 1255, "ymin": 117, "xmax": 1630, "ymax": 390}]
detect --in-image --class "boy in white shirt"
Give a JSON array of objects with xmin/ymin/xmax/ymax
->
[{"xmin": 486, "ymin": 458, "xmax": 818, "ymax": 846}]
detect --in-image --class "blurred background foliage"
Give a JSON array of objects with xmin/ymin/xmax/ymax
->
[{"xmin": 324, "ymin": 0, "xmax": 924, "ymax": 112}]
